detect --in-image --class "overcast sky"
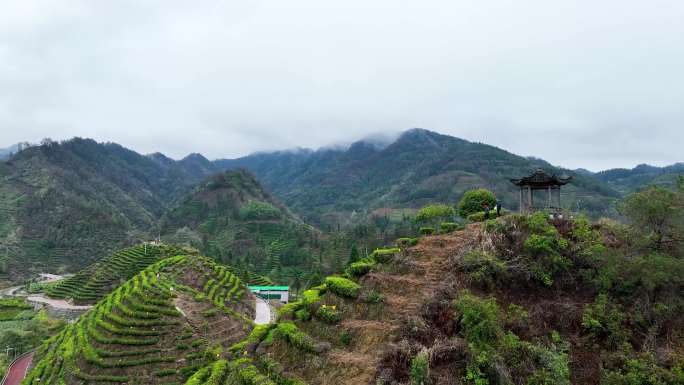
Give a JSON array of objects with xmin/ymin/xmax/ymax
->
[{"xmin": 1, "ymin": 1, "xmax": 683, "ymax": 171}]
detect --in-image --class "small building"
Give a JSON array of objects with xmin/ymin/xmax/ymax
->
[
  {"xmin": 510, "ymin": 168, "xmax": 572, "ymax": 213},
  {"xmin": 248, "ymin": 286, "xmax": 289, "ymax": 303}
]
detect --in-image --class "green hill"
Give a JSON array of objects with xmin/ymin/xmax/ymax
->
[
  {"xmin": 215, "ymin": 128, "xmax": 622, "ymax": 227},
  {"xmin": 161, "ymin": 170, "xmax": 319, "ymax": 285},
  {"xmin": 0, "ymin": 138, "xmax": 217, "ymax": 282},
  {"xmin": 24, "ymin": 254, "xmax": 256, "ymax": 385},
  {"xmin": 44, "ymin": 243, "xmax": 196, "ymax": 304}
]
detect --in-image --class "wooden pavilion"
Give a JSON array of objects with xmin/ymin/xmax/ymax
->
[{"xmin": 510, "ymin": 169, "xmax": 572, "ymax": 213}]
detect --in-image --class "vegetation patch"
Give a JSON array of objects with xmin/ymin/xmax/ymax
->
[{"xmin": 324, "ymin": 276, "xmax": 361, "ymax": 299}]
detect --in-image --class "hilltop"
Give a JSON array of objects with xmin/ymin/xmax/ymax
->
[
  {"xmin": 160, "ymin": 170, "xmax": 319, "ymax": 285},
  {"xmin": 238, "ymin": 211, "xmax": 683, "ymax": 385},
  {"xmin": 215, "ymin": 129, "xmax": 622, "ymax": 226}
]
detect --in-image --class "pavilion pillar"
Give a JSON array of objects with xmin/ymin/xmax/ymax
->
[{"xmin": 527, "ymin": 186, "xmax": 533, "ymax": 213}]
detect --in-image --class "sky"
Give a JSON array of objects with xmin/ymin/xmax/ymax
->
[{"xmin": 1, "ymin": 1, "xmax": 683, "ymax": 171}]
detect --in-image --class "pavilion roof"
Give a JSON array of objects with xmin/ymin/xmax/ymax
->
[{"xmin": 510, "ymin": 168, "xmax": 572, "ymax": 187}]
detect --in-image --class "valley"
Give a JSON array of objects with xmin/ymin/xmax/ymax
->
[{"xmin": 0, "ymin": 132, "xmax": 681, "ymax": 384}]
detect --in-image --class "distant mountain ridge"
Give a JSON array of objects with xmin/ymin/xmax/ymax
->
[
  {"xmin": 215, "ymin": 128, "xmax": 622, "ymax": 225},
  {"xmin": 0, "ymin": 144, "xmax": 19, "ymax": 160},
  {"xmin": 593, "ymin": 163, "xmax": 684, "ymax": 194}
]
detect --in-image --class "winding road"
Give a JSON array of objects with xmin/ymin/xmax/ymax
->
[{"xmin": 1, "ymin": 352, "xmax": 33, "ymax": 385}]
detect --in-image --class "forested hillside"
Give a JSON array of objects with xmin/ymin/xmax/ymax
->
[
  {"xmin": 160, "ymin": 170, "xmax": 320, "ymax": 286},
  {"xmin": 216, "ymin": 129, "xmax": 621, "ymax": 227},
  {"xmin": 0, "ymin": 138, "xmax": 217, "ymax": 281}
]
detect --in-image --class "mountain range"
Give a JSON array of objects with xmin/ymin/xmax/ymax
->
[
  {"xmin": 216, "ymin": 128, "xmax": 623, "ymax": 226},
  {"xmin": 0, "ymin": 130, "xmax": 681, "ymax": 282}
]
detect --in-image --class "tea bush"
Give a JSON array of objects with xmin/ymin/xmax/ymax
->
[{"xmin": 325, "ymin": 277, "xmax": 361, "ymax": 299}]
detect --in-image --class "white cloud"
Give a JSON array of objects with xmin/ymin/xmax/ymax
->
[{"xmin": 1, "ymin": 0, "xmax": 683, "ymax": 170}]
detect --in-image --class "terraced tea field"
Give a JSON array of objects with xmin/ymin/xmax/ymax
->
[
  {"xmin": 45, "ymin": 244, "xmax": 194, "ymax": 304},
  {"xmin": 24, "ymin": 255, "xmax": 257, "ymax": 385}
]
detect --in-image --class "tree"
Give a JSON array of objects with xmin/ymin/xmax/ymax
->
[
  {"xmin": 458, "ymin": 189, "xmax": 496, "ymax": 218},
  {"xmin": 619, "ymin": 186, "xmax": 682, "ymax": 252},
  {"xmin": 348, "ymin": 244, "xmax": 360, "ymax": 265}
]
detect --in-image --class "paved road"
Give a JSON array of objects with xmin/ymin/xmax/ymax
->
[
  {"xmin": 254, "ymin": 297, "xmax": 273, "ymax": 325},
  {"xmin": 26, "ymin": 295, "xmax": 92, "ymax": 310},
  {"xmin": 0, "ymin": 286, "xmax": 23, "ymax": 298},
  {"xmin": 1, "ymin": 352, "xmax": 33, "ymax": 385}
]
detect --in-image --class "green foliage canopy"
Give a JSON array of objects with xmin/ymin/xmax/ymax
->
[
  {"xmin": 458, "ymin": 189, "xmax": 496, "ymax": 218},
  {"xmin": 239, "ymin": 201, "xmax": 282, "ymax": 220},
  {"xmin": 415, "ymin": 204, "xmax": 455, "ymax": 223},
  {"xmin": 618, "ymin": 185, "xmax": 682, "ymax": 252}
]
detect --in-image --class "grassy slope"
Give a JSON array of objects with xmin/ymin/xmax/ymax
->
[
  {"xmin": 241, "ymin": 218, "xmax": 683, "ymax": 385},
  {"xmin": 24, "ymin": 254, "xmax": 255, "ymax": 385}
]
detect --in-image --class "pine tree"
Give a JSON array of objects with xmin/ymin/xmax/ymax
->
[{"xmin": 348, "ymin": 244, "xmax": 360, "ymax": 265}]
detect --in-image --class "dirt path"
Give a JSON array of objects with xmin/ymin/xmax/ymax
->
[
  {"xmin": 1, "ymin": 352, "xmax": 33, "ymax": 385},
  {"xmin": 254, "ymin": 297, "xmax": 272, "ymax": 325}
]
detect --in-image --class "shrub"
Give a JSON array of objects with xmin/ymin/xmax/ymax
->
[
  {"xmin": 410, "ymin": 349, "xmax": 430, "ymax": 385},
  {"xmin": 459, "ymin": 251, "xmax": 506, "ymax": 288},
  {"xmin": 340, "ymin": 331, "xmax": 352, "ymax": 346},
  {"xmin": 362, "ymin": 290, "xmax": 384, "ymax": 304},
  {"xmin": 302, "ymin": 289, "xmax": 321, "ymax": 305},
  {"xmin": 581, "ymin": 294, "xmax": 630, "ymax": 348},
  {"xmin": 315, "ymin": 305, "xmax": 341, "ymax": 324},
  {"xmin": 277, "ymin": 301, "xmax": 303, "ymax": 320},
  {"xmin": 440, "ymin": 222, "xmax": 459, "ymax": 233},
  {"xmin": 602, "ymin": 352, "xmax": 684, "ymax": 385},
  {"xmin": 467, "ymin": 211, "xmax": 500, "ymax": 222},
  {"xmin": 454, "ymin": 291, "xmax": 502, "ymax": 347},
  {"xmin": 325, "ymin": 277, "xmax": 361, "ymax": 298},
  {"xmin": 295, "ymin": 308, "xmax": 311, "ymax": 321},
  {"xmin": 371, "ymin": 247, "xmax": 401, "ymax": 263},
  {"xmin": 458, "ymin": 188, "xmax": 496, "ymax": 218},
  {"xmin": 415, "ymin": 204, "xmax": 456, "ymax": 223},
  {"xmin": 229, "ymin": 324, "xmax": 274, "ymax": 354},
  {"xmin": 346, "ymin": 260, "xmax": 375, "ymax": 277},
  {"xmin": 397, "ymin": 237, "xmax": 419, "ymax": 247},
  {"xmin": 419, "ymin": 227, "xmax": 435, "ymax": 236},
  {"xmin": 273, "ymin": 322, "xmax": 316, "ymax": 353}
]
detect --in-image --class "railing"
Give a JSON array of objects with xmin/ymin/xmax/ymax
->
[{"xmin": 0, "ymin": 350, "xmax": 35, "ymax": 385}]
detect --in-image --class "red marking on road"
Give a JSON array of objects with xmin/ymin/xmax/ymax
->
[{"xmin": 2, "ymin": 352, "xmax": 33, "ymax": 385}]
